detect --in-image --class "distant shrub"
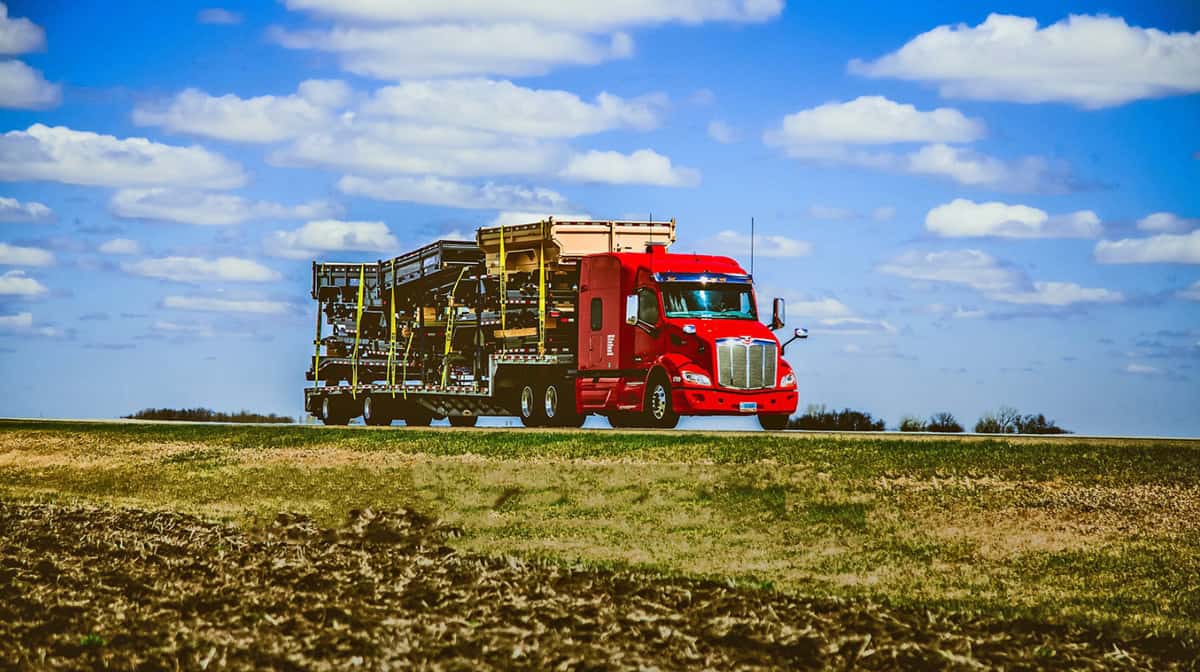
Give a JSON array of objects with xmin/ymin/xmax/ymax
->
[
  {"xmin": 974, "ymin": 407, "xmax": 1069, "ymax": 434},
  {"xmin": 124, "ymin": 408, "xmax": 294, "ymax": 424},
  {"xmin": 898, "ymin": 416, "xmax": 926, "ymax": 432},
  {"xmin": 789, "ymin": 405, "xmax": 885, "ymax": 432},
  {"xmin": 926, "ymin": 412, "xmax": 964, "ymax": 433}
]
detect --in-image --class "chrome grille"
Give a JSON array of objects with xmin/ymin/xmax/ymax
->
[{"xmin": 715, "ymin": 338, "xmax": 777, "ymax": 389}]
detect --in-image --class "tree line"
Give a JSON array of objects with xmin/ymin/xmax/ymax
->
[
  {"xmin": 786, "ymin": 405, "xmax": 1069, "ymax": 434},
  {"xmin": 123, "ymin": 408, "xmax": 294, "ymax": 424}
]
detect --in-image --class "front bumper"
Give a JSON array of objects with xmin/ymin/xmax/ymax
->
[{"xmin": 672, "ymin": 385, "xmax": 798, "ymax": 416}]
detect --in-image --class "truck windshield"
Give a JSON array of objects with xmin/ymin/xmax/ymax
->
[{"xmin": 661, "ymin": 283, "xmax": 757, "ymax": 320}]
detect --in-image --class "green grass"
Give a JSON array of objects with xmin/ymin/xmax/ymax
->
[{"xmin": 2, "ymin": 419, "xmax": 1198, "ymax": 644}]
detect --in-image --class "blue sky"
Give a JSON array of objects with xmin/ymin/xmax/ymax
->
[{"xmin": 0, "ymin": 1, "xmax": 1197, "ymax": 435}]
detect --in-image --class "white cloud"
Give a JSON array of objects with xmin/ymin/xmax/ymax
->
[
  {"xmin": 0, "ymin": 60, "xmax": 60, "ymax": 109},
  {"xmin": 1178, "ymin": 281, "xmax": 1200, "ymax": 301},
  {"xmin": 98, "ymin": 238, "xmax": 141, "ymax": 255},
  {"xmin": 879, "ymin": 249, "xmax": 1022, "ymax": 293},
  {"xmin": 787, "ymin": 297, "xmax": 854, "ymax": 319},
  {"xmin": 122, "ymin": 256, "xmax": 281, "ymax": 283},
  {"xmin": 282, "ymin": 0, "xmax": 783, "ymax": 29},
  {"xmin": 110, "ymin": 188, "xmax": 339, "ymax": 226},
  {"xmin": 0, "ymin": 242, "xmax": 52, "ymax": 266},
  {"xmin": 707, "ymin": 120, "xmax": 737, "ymax": 144},
  {"xmin": 197, "ymin": 8, "xmax": 242, "ymax": 25},
  {"xmin": 925, "ymin": 198, "xmax": 1102, "ymax": 239},
  {"xmin": 0, "ymin": 3, "xmax": 45, "ymax": 54},
  {"xmin": 271, "ymin": 23, "xmax": 635, "ymax": 79},
  {"xmin": 0, "ymin": 269, "xmax": 46, "ymax": 296},
  {"xmin": 338, "ymin": 175, "xmax": 567, "ymax": 211},
  {"xmin": 265, "ymin": 220, "xmax": 400, "ymax": 259},
  {"xmin": 881, "ymin": 249, "xmax": 1122, "ymax": 306},
  {"xmin": 807, "ymin": 205, "xmax": 855, "ymax": 221},
  {"xmin": 765, "ymin": 96, "xmax": 984, "ymax": 147},
  {"xmin": 1095, "ymin": 230, "xmax": 1200, "ymax": 264},
  {"xmin": 151, "ymin": 320, "xmax": 214, "ymax": 338},
  {"xmin": 0, "ymin": 124, "xmax": 245, "ymax": 189},
  {"xmin": 164, "ymin": 295, "xmax": 289, "ymax": 314},
  {"xmin": 850, "ymin": 14, "xmax": 1200, "ymax": 108},
  {"xmin": 489, "ymin": 211, "xmax": 591, "ymax": 228},
  {"xmin": 0, "ymin": 195, "xmax": 52, "ymax": 222},
  {"xmin": 989, "ymin": 281, "xmax": 1123, "ymax": 306},
  {"xmin": 133, "ymin": 80, "xmax": 351, "ymax": 143},
  {"xmin": 561, "ymin": 149, "xmax": 700, "ymax": 187},
  {"xmin": 699, "ymin": 229, "xmax": 811, "ymax": 258},
  {"xmin": 817, "ymin": 317, "xmax": 898, "ymax": 335},
  {"xmin": 872, "ymin": 206, "xmax": 896, "ymax": 222},
  {"xmin": 364, "ymin": 79, "xmax": 661, "ymax": 138},
  {"xmin": 1137, "ymin": 212, "xmax": 1197, "ymax": 233},
  {"xmin": 0, "ymin": 311, "xmax": 31, "ymax": 329},
  {"xmin": 904, "ymin": 144, "xmax": 1072, "ymax": 192},
  {"xmin": 1124, "ymin": 363, "xmax": 1159, "ymax": 375}
]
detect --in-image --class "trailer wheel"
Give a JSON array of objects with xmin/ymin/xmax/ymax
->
[
  {"xmin": 403, "ymin": 407, "xmax": 433, "ymax": 427},
  {"xmin": 518, "ymin": 383, "xmax": 547, "ymax": 427},
  {"xmin": 362, "ymin": 395, "xmax": 392, "ymax": 426},
  {"xmin": 543, "ymin": 379, "xmax": 583, "ymax": 428},
  {"xmin": 643, "ymin": 375, "xmax": 680, "ymax": 429},
  {"xmin": 606, "ymin": 412, "xmax": 640, "ymax": 428},
  {"xmin": 449, "ymin": 415, "xmax": 478, "ymax": 428},
  {"xmin": 320, "ymin": 397, "xmax": 350, "ymax": 426},
  {"xmin": 758, "ymin": 414, "xmax": 790, "ymax": 431}
]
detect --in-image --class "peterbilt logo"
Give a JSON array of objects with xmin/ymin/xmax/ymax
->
[{"xmin": 739, "ymin": 336, "xmax": 754, "ymax": 345}]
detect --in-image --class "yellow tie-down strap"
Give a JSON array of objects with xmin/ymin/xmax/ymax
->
[
  {"xmin": 313, "ymin": 265, "xmax": 322, "ymax": 388},
  {"xmin": 387, "ymin": 276, "xmax": 397, "ymax": 397},
  {"xmin": 350, "ymin": 264, "xmax": 365, "ymax": 398},
  {"xmin": 441, "ymin": 267, "xmax": 467, "ymax": 387}
]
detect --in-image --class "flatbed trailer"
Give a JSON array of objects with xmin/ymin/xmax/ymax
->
[{"xmin": 304, "ymin": 218, "xmax": 803, "ymax": 429}]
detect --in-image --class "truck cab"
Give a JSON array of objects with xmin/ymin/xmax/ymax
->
[{"xmin": 577, "ymin": 243, "xmax": 801, "ymax": 429}]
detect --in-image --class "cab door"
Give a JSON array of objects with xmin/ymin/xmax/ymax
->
[{"xmin": 579, "ymin": 256, "xmax": 621, "ymax": 371}]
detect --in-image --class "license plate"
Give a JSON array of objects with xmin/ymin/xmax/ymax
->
[{"xmin": 739, "ymin": 402, "xmax": 757, "ymax": 413}]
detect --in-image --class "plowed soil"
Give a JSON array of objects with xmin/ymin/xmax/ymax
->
[{"xmin": 1, "ymin": 503, "xmax": 1194, "ymax": 670}]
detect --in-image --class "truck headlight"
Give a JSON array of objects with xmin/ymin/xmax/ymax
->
[
  {"xmin": 780, "ymin": 372, "xmax": 796, "ymax": 388},
  {"xmin": 682, "ymin": 371, "xmax": 711, "ymax": 386}
]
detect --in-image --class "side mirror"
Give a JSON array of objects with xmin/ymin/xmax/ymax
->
[
  {"xmin": 770, "ymin": 297, "xmax": 786, "ymax": 330},
  {"xmin": 625, "ymin": 294, "xmax": 639, "ymax": 326},
  {"xmin": 781, "ymin": 327, "xmax": 808, "ymax": 354}
]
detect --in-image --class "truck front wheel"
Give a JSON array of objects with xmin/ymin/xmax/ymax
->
[
  {"xmin": 643, "ymin": 377, "xmax": 679, "ymax": 429},
  {"xmin": 758, "ymin": 413, "xmax": 790, "ymax": 431}
]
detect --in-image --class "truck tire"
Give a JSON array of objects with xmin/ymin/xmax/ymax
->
[
  {"xmin": 543, "ymin": 379, "xmax": 582, "ymax": 427},
  {"xmin": 758, "ymin": 413, "xmax": 790, "ymax": 431},
  {"xmin": 320, "ymin": 397, "xmax": 350, "ymax": 426},
  {"xmin": 362, "ymin": 395, "xmax": 392, "ymax": 426},
  {"xmin": 518, "ymin": 383, "xmax": 547, "ymax": 427},
  {"xmin": 403, "ymin": 407, "xmax": 433, "ymax": 427},
  {"xmin": 606, "ymin": 412, "xmax": 637, "ymax": 428},
  {"xmin": 643, "ymin": 375, "xmax": 679, "ymax": 429},
  {"xmin": 449, "ymin": 415, "xmax": 478, "ymax": 428}
]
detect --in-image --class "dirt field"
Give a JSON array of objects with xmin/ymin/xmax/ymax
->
[
  {"xmin": 2, "ymin": 420, "xmax": 1198, "ymax": 669},
  {"xmin": 4, "ymin": 501, "xmax": 1196, "ymax": 671}
]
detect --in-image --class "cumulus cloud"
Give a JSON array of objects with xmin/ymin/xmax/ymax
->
[
  {"xmin": 282, "ymin": 0, "xmax": 783, "ymax": 29},
  {"xmin": 0, "ymin": 269, "xmax": 47, "ymax": 296},
  {"xmin": 1095, "ymin": 230, "xmax": 1200, "ymax": 264},
  {"xmin": 164, "ymin": 295, "xmax": 289, "ymax": 314},
  {"xmin": 817, "ymin": 317, "xmax": 898, "ymax": 335},
  {"xmin": 197, "ymin": 8, "xmax": 242, "ymax": 25},
  {"xmin": 787, "ymin": 297, "xmax": 854, "ymax": 319},
  {"xmin": 0, "ymin": 124, "xmax": 245, "ymax": 189},
  {"xmin": 0, "ymin": 60, "xmax": 60, "ymax": 109},
  {"xmin": 0, "ymin": 3, "xmax": 45, "ymax": 54},
  {"xmin": 265, "ymin": 220, "xmax": 400, "ymax": 259},
  {"xmin": 363, "ymin": 79, "xmax": 662, "ymax": 138},
  {"xmin": 98, "ymin": 238, "xmax": 141, "ymax": 255},
  {"xmin": 0, "ymin": 242, "xmax": 53, "ymax": 266},
  {"xmin": 925, "ymin": 198, "xmax": 1102, "ymax": 239},
  {"xmin": 489, "ymin": 211, "xmax": 592, "ymax": 228},
  {"xmin": 880, "ymin": 248, "xmax": 1121, "ymax": 306},
  {"xmin": 699, "ymin": 229, "xmax": 811, "ymax": 258},
  {"xmin": 110, "ymin": 188, "xmax": 339, "ymax": 226},
  {"xmin": 122, "ymin": 256, "xmax": 281, "ymax": 283},
  {"xmin": 903, "ymin": 144, "xmax": 1074, "ymax": 192},
  {"xmin": 0, "ymin": 311, "xmax": 31, "ymax": 329},
  {"xmin": 338, "ymin": 175, "xmax": 567, "ymax": 211},
  {"xmin": 133, "ymin": 80, "xmax": 351, "ymax": 143},
  {"xmin": 850, "ymin": 14, "xmax": 1200, "ymax": 108},
  {"xmin": 765, "ymin": 96, "xmax": 984, "ymax": 147},
  {"xmin": 561, "ymin": 149, "xmax": 700, "ymax": 187},
  {"xmin": 0, "ymin": 195, "xmax": 52, "ymax": 222},
  {"xmin": 271, "ymin": 23, "xmax": 634, "ymax": 79},
  {"xmin": 1137, "ymin": 212, "xmax": 1197, "ymax": 233},
  {"xmin": 707, "ymin": 120, "xmax": 737, "ymax": 144}
]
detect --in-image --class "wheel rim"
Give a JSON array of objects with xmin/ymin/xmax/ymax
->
[
  {"xmin": 363, "ymin": 397, "xmax": 373, "ymax": 421},
  {"xmin": 322, "ymin": 397, "xmax": 331, "ymax": 419},
  {"xmin": 650, "ymin": 384, "xmax": 668, "ymax": 420},
  {"xmin": 544, "ymin": 385, "xmax": 558, "ymax": 419},
  {"xmin": 520, "ymin": 385, "xmax": 535, "ymax": 418}
]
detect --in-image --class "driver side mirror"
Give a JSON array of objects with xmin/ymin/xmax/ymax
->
[
  {"xmin": 770, "ymin": 297, "xmax": 786, "ymax": 330},
  {"xmin": 625, "ymin": 294, "xmax": 639, "ymax": 326}
]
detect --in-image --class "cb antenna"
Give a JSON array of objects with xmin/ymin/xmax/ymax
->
[{"xmin": 750, "ymin": 216, "xmax": 755, "ymax": 277}]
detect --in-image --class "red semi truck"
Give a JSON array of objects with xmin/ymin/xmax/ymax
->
[{"xmin": 304, "ymin": 218, "xmax": 806, "ymax": 429}]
